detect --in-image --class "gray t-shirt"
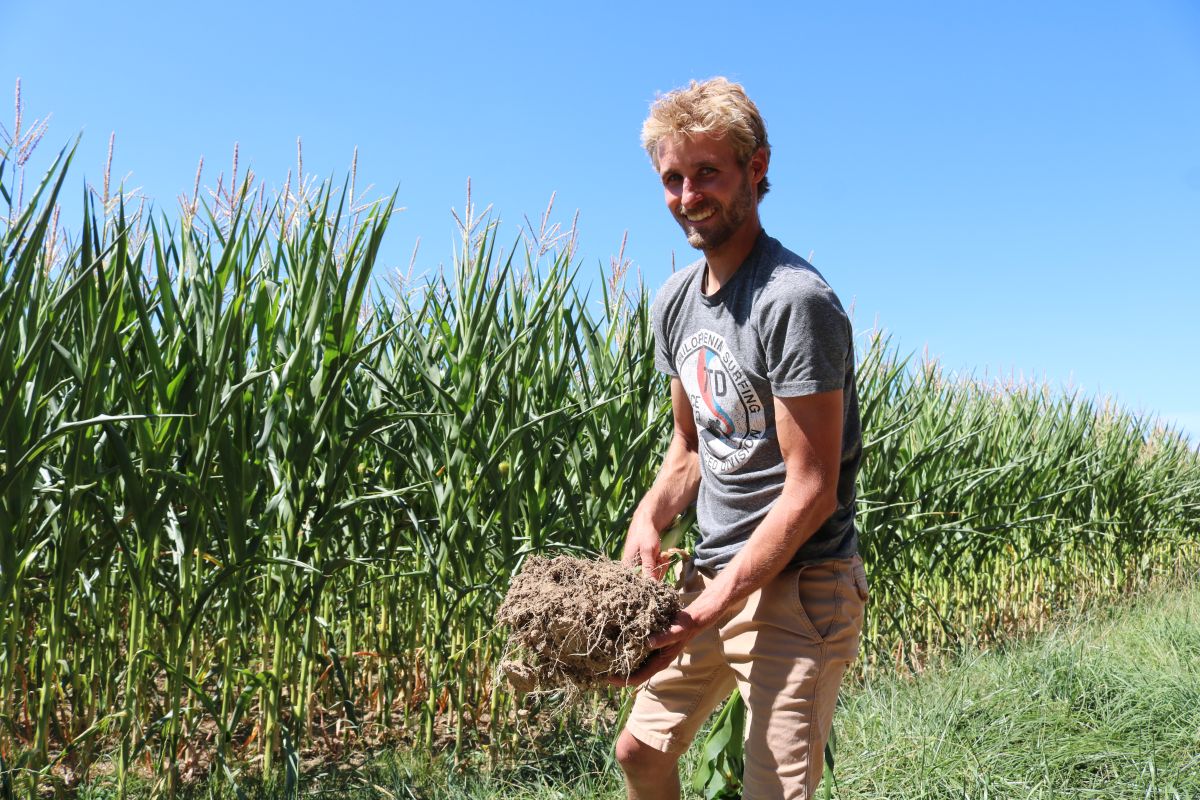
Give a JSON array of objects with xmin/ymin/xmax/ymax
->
[{"xmin": 650, "ymin": 231, "xmax": 861, "ymax": 570}]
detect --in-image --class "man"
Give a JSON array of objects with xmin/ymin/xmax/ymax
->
[{"xmin": 613, "ymin": 78, "xmax": 868, "ymax": 800}]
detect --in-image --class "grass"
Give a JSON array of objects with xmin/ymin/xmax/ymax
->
[{"xmin": 831, "ymin": 577, "xmax": 1200, "ymax": 799}]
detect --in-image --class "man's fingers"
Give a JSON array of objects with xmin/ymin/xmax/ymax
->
[
  {"xmin": 617, "ymin": 648, "xmax": 675, "ymax": 686},
  {"xmin": 648, "ymin": 624, "xmax": 686, "ymax": 651},
  {"xmin": 621, "ymin": 546, "xmax": 647, "ymax": 572},
  {"xmin": 606, "ymin": 642, "xmax": 683, "ymax": 687},
  {"xmin": 607, "ymin": 622, "xmax": 692, "ymax": 687},
  {"xmin": 639, "ymin": 545, "xmax": 659, "ymax": 578},
  {"xmin": 637, "ymin": 644, "xmax": 685, "ymax": 680},
  {"xmin": 650, "ymin": 555, "xmax": 666, "ymax": 581}
]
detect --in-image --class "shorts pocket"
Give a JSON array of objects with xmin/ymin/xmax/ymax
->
[
  {"xmin": 792, "ymin": 558, "xmax": 868, "ymax": 646},
  {"xmin": 852, "ymin": 560, "xmax": 869, "ymax": 603},
  {"xmin": 791, "ymin": 561, "xmax": 843, "ymax": 642}
]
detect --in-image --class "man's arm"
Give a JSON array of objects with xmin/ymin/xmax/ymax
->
[
  {"xmin": 623, "ymin": 388, "xmax": 844, "ymax": 682},
  {"xmin": 621, "ymin": 377, "xmax": 701, "ymax": 579}
]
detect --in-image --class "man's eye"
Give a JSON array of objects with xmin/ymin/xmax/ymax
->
[{"xmin": 663, "ymin": 174, "xmax": 681, "ymax": 185}]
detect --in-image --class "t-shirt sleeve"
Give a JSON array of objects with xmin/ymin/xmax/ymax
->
[
  {"xmin": 759, "ymin": 281, "xmax": 851, "ymax": 397},
  {"xmin": 650, "ymin": 291, "xmax": 678, "ymax": 377}
]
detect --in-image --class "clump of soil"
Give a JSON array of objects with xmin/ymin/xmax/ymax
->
[{"xmin": 497, "ymin": 555, "xmax": 681, "ymax": 692}]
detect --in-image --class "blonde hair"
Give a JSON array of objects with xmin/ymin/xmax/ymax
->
[{"xmin": 641, "ymin": 77, "xmax": 771, "ymax": 200}]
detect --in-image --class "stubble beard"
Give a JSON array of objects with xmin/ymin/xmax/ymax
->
[{"xmin": 680, "ymin": 171, "xmax": 756, "ymax": 251}]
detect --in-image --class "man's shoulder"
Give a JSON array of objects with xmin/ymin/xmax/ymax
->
[
  {"xmin": 651, "ymin": 259, "xmax": 703, "ymax": 313},
  {"xmin": 753, "ymin": 236, "xmax": 849, "ymax": 317},
  {"xmin": 757, "ymin": 236, "xmax": 831, "ymax": 291}
]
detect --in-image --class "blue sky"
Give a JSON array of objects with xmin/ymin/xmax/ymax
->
[{"xmin": 5, "ymin": 0, "xmax": 1199, "ymax": 442}]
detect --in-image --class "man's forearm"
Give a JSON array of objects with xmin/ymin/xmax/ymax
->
[{"xmin": 684, "ymin": 477, "xmax": 835, "ymax": 629}]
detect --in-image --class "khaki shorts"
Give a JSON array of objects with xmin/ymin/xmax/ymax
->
[{"xmin": 623, "ymin": 554, "xmax": 868, "ymax": 800}]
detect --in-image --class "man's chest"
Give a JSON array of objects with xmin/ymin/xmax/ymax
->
[{"xmin": 668, "ymin": 320, "xmax": 774, "ymax": 474}]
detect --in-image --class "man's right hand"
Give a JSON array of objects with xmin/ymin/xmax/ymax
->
[{"xmin": 621, "ymin": 515, "xmax": 668, "ymax": 581}]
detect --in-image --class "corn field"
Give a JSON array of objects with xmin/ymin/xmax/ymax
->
[
  {"xmin": 855, "ymin": 338, "xmax": 1200, "ymax": 671},
  {"xmin": 2, "ymin": 145, "xmax": 1198, "ymax": 797}
]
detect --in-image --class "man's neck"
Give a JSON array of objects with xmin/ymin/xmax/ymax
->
[{"xmin": 702, "ymin": 221, "xmax": 763, "ymax": 295}]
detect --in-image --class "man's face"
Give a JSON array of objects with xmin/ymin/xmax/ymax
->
[{"xmin": 655, "ymin": 132, "xmax": 761, "ymax": 252}]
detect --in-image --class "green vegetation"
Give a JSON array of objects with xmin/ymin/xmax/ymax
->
[
  {"xmin": 1, "ymin": 144, "xmax": 665, "ymax": 796},
  {"xmin": 855, "ymin": 338, "xmax": 1200, "ymax": 672},
  {"xmin": 82, "ymin": 581, "xmax": 1200, "ymax": 798},
  {"xmin": 2, "ymin": 139, "xmax": 1198, "ymax": 798},
  {"xmin": 832, "ymin": 580, "xmax": 1200, "ymax": 799}
]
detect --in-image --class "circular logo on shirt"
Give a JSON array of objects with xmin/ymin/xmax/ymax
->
[{"xmin": 676, "ymin": 329, "xmax": 766, "ymax": 474}]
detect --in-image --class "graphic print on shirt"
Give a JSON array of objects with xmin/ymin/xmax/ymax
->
[{"xmin": 677, "ymin": 329, "xmax": 766, "ymax": 474}]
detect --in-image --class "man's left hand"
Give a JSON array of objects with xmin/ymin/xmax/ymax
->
[{"xmin": 606, "ymin": 609, "xmax": 702, "ymax": 687}]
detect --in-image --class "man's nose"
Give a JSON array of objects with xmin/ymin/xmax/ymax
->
[{"xmin": 681, "ymin": 178, "xmax": 703, "ymax": 207}]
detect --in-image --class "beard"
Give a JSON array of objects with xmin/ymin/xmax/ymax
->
[{"xmin": 678, "ymin": 170, "xmax": 756, "ymax": 251}]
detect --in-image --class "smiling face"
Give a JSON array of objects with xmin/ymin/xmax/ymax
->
[{"xmin": 655, "ymin": 132, "xmax": 766, "ymax": 253}]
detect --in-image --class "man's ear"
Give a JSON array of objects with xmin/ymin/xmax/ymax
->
[{"xmin": 749, "ymin": 147, "xmax": 769, "ymax": 189}]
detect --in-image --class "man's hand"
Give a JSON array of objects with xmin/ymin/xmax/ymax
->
[
  {"xmin": 621, "ymin": 516, "xmax": 669, "ymax": 580},
  {"xmin": 606, "ymin": 608, "xmax": 701, "ymax": 686}
]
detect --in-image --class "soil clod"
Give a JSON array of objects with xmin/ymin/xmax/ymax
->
[{"xmin": 497, "ymin": 555, "xmax": 681, "ymax": 691}]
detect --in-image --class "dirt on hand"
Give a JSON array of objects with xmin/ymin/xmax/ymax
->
[{"xmin": 496, "ymin": 555, "xmax": 681, "ymax": 692}]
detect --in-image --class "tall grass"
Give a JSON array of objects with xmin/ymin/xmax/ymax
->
[{"xmin": 2, "ymin": 144, "xmax": 1198, "ymax": 798}]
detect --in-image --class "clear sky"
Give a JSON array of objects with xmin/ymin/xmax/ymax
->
[{"xmin": 5, "ymin": 0, "xmax": 1199, "ymax": 442}]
